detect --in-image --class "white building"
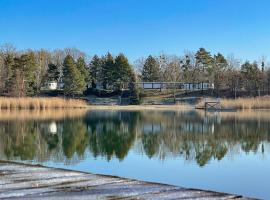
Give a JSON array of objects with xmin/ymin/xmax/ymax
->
[
  {"xmin": 137, "ymin": 82, "xmax": 214, "ymax": 91},
  {"xmin": 42, "ymin": 81, "xmax": 64, "ymax": 91},
  {"xmin": 183, "ymin": 82, "xmax": 214, "ymax": 91},
  {"xmin": 139, "ymin": 82, "xmax": 162, "ymax": 89},
  {"xmin": 45, "ymin": 81, "xmax": 58, "ymax": 90}
]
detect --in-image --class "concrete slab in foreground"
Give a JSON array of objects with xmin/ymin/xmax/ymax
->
[{"xmin": 0, "ymin": 160, "xmax": 252, "ymax": 200}]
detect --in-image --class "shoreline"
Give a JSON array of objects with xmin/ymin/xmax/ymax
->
[
  {"xmin": 1, "ymin": 96, "xmax": 270, "ymax": 111},
  {"xmin": 87, "ymin": 104, "xmax": 193, "ymax": 111}
]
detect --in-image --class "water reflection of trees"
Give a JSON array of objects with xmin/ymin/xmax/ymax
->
[
  {"xmin": 86, "ymin": 111, "xmax": 138, "ymax": 160},
  {"xmin": 0, "ymin": 110, "xmax": 269, "ymax": 166}
]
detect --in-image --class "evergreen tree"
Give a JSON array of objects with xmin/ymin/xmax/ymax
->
[
  {"xmin": 142, "ymin": 55, "xmax": 160, "ymax": 82},
  {"xmin": 101, "ymin": 53, "xmax": 114, "ymax": 89},
  {"xmin": 10, "ymin": 52, "xmax": 38, "ymax": 96},
  {"xmin": 76, "ymin": 57, "xmax": 89, "ymax": 84},
  {"xmin": 195, "ymin": 48, "xmax": 213, "ymax": 81},
  {"xmin": 63, "ymin": 55, "xmax": 86, "ymax": 96},
  {"xmin": 241, "ymin": 61, "xmax": 261, "ymax": 94},
  {"xmin": 89, "ymin": 55, "xmax": 102, "ymax": 88},
  {"xmin": 47, "ymin": 63, "xmax": 60, "ymax": 81},
  {"xmin": 114, "ymin": 53, "xmax": 133, "ymax": 90},
  {"xmin": 213, "ymin": 53, "xmax": 228, "ymax": 96},
  {"xmin": 3, "ymin": 54, "xmax": 15, "ymax": 94}
]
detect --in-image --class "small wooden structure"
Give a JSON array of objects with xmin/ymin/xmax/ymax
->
[
  {"xmin": 0, "ymin": 160, "xmax": 249, "ymax": 199},
  {"xmin": 204, "ymin": 98, "xmax": 221, "ymax": 110}
]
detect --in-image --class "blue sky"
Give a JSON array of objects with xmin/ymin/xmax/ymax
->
[{"xmin": 0, "ymin": 0, "xmax": 270, "ymax": 62}]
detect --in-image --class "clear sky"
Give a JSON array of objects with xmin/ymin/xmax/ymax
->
[{"xmin": 1, "ymin": 0, "xmax": 270, "ymax": 62}]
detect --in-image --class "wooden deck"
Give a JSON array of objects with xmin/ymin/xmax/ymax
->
[{"xmin": 0, "ymin": 160, "xmax": 251, "ymax": 199}]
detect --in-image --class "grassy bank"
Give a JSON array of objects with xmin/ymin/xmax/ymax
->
[
  {"xmin": 221, "ymin": 96, "xmax": 270, "ymax": 109},
  {"xmin": 197, "ymin": 96, "xmax": 270, "ymax": 109},
  {"xmin": 0, "ymin": 97, "xmax": 88, "ymax": 109}
]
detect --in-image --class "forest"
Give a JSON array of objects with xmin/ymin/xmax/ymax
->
[{"xmin": 1, "ymin": 43, "xmax": 270, "ymax": 100}]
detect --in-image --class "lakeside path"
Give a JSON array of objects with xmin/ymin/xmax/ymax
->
[{"xmin": 0, "ymin": 160, "xmax": 251, "ymax": 200}]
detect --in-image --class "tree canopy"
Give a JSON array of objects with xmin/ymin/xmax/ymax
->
[{"xmin": 142, "ymin": 55, "xmax": 161, "ymax": 82}]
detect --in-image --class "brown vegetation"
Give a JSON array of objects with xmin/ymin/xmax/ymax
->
[
  {"xmin": 221, "ymin": 96, "xmax": 270, "ymax": 109},
  {"xmin": 0, "ymin": 97, "xmax": 88, "ymax": 110},
  {"xmin": 197, "ymin": 96, "xmax": 270, "ymax": 109}
]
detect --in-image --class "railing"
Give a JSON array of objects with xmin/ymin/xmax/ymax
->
[{"xmin": 204, "ymin": 98, "xmax": 221, "ymax": 110}]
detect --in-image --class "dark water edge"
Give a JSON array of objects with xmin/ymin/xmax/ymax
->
[{"xmin": 0, "ymin": 110, "xmax": 269, "ymax": 199}]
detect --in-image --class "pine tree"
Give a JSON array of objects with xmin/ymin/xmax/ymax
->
[
  {"xmin": 10, "ymin": 52, "xmax": 38, "ymax": 96},
  {"xmin": 63, "ymin": 55, "xmax": 86, "ymax": 96},
  {"xmin": 89, "ymin": 55, "xmax": 102, "ymax": 88},
  {"xmin": 114, "ymin": 53, "xmax": 133, "ymax": 90},
  {"xmin": 142, "ymin": 55, "xmax": 160, "ymax": 82},
  {"xmin": 47, "ymin": 63, "xmax": 60, "ymax": 81},
  {"xmin": 101, "ymin": 53, "xmax": 114, "ymax": 89},
  {"xmin": 76, "ymin": 57, "xmax": 89, "ymax": 84},
  {"xmin": 195, "ymin": 48, "xmax": 213, "ymax": 81},
  {"xmin": 3, "ymin": 54, "xmax": 15, "ymax": 94},
  {"xmin": 241, "ymin": 61, "xmax": 261, "ymax": 94},
  {"xmin": 213, "ymin": 53, "xmax": 228, "ymax": 96}
]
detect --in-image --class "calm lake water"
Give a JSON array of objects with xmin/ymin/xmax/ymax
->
[{"xmin": 0, "ymin": 109, "xmax": 269, "ymax": 199}]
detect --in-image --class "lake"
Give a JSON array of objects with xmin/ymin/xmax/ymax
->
[{"xmin": 0, "ymin": 109, "xmax": 269, "ymax": 199}]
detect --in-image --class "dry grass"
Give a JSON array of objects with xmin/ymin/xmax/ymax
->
[
  {"xmin": 0, "ymin": 97, "xmax": 88, "ymax": 110},
  {"xmin": 197, "ymin": 109, "xmax": 270, "ymax": 120},
  {"xmin": 197, "ymin": 96, "xmax": 270, "ymax": 109},
  {"xmin": 221, "ymin": 96, "xmax": 270, "ymax": 109}
]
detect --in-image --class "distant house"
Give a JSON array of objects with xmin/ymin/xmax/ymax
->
[
  {"xmin": 91, "ymin": 81, "xmax": 214, "ymax": 91},
  {"xmin": 137, "ymin": 82, "xmax": 214, "ymax": 91},
  {"xmin": 46, "ymin": 81, "xmax": 58, "ymax": 90},
  {"xmin": 139, "ymin": 82, "xmax": 163, "ymax": 89},
  {"xmin": 183, "ymin": 82, "xmax": 214, "ymax": 91},
  {"xmin": 41, "ymin": 81, "xmax": 64, "ymax": 91}
]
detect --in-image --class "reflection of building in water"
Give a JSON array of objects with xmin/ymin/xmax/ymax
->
[
  {"xmin": 142, "ymin": 123, "xmax": 162, "ymax": 134},
  {"xmin": 200, "ymin": 112, "xmax": 222, "ymax": 124},
  {"xmin": 49, "ymin": 122, "xmax": 57, "ymax": 134}
]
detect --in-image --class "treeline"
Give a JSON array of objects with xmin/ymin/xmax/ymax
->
[
  {"xmin": 0, "ymin": 44, "xmax": 138, "ymax": 99},
  {"xmin": 0, "ymin": 44, "xmax": 88, "ymax": 96},
  {"xmin": 138, "ymin": 48, "xmax": 270, "ymax": 97},
  {"xmin": 1, "ymin": 44, "xmax": 270, "ymax": 99}
]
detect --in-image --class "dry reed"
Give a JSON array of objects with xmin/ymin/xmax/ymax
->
[
  {"xmin": 196, "ymin": 109, "xmax": 270, "ymax": 121},
  {"xmin": 0, "ymin": 97, "xmax": 88, "ymax": 110},
  {"xmin": 197, "ymin": 96, "xmax": 270, "ymax": 109},
  {"xmin": 221, "ymin": 96, "xmax": 270, "ymax": 109}
]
